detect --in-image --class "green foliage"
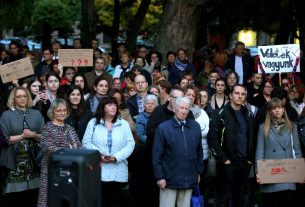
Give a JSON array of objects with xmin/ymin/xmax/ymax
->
[
  {"xmin": 31, "ymin": 0, "xmax": 81, "ymax": 29},
  {"xmin": 0, "ymin": 0, "xmax": 33, "ymax": 32},
  {"xmin": 95, "ymin": 0, "xmax": 162, "ymax": 34}
]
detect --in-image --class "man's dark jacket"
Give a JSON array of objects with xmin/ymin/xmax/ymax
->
[
  {"xmin": 153, "ymin": 118, "xmax": 204, "ymax": 189},
  {"xmin": 207, "ymin": 104, "xmax": 255, "ymax": 163}
]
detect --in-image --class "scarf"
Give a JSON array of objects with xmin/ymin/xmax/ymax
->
[
  {"xmin": 174, "ymin": 59, "xmax": 189, "ymax": 71},
  {"xmin": 272, "ymin": 117, "xmax": 286, "ymax": 135}
]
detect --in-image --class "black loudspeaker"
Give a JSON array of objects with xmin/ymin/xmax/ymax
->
[{"xmin": 48, "ymin": 149, "xmax": 101, "ymax": 207}]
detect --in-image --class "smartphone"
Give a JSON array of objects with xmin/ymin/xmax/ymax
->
[{"xmin": 39, "ymin": 85, "xmax": 46, "ymax": 92}]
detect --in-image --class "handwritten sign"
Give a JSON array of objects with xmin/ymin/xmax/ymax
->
[
  {"xmin": 0, "ymin": 58, "xmax": 34, "ymax": 83},
  {"xmin": 258, "ymin": 44, "xmax": 300, "ymax": 74},
  {"xmin": 257, "ymin": 158, "xmax": 305, "ymax": 184},
  {"xmin": 58, "ymin": 49, "xmax": 93, "ymax": 67}
]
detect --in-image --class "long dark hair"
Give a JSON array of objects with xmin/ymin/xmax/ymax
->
[
  {"xmin": 72, "ymin": 73, "xmax": 89, "ymax": 94},
  {"xmin": 66, "ymin": 85, "xmax": 86, "ymax": 117},
  {"xmin": 108, "ymin": 88, "xmax": 126, "ymax": 110},
  {"xmin": 26, "ymin": 76, "xmax": 42, "ymax": 96},
  {"xmin": 95, "ymin": 97, "xmax": 120, "ymax": 124}
]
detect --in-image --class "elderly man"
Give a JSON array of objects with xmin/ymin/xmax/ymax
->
[{"xmin": 153, "ymin": 96, "xmax": 204, "ymax": 207}]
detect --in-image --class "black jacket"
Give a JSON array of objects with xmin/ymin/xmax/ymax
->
[
  {"xmin": 225, "ymin": 54, "xmax": 254, "ymax": 85},
  {"xmin": 207, "ymin": 104, "xmax": 255, "ymax": 162},
  {"xmin": 297, "ymin": 116, "xmax": 305, "ymax": 155}
]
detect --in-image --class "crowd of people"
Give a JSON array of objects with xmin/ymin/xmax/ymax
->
[{"xmin": 0, "ymin": 38, "xmax": 305, "ymax": 207}]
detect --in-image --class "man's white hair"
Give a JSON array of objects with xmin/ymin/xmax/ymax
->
[{"xmin": 174, "ymin": 96, "xmax": 192, "ymax": 109}]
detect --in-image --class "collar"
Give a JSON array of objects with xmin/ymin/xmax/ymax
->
[
  {"xmin": 172, "ymin": 117, "xmax": 188, "ymax": 128},
  {"xmin": 12, "ymin": 108, "xmax": 29, "ymax": 114}
]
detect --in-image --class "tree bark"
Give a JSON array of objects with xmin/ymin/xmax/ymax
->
[
  {"xmin": 155, "ymin": 0, "xmax": 207, "ymax": 62},
  {"xmin": 125, "ymin": 0, "xmax": 152, "ymax": 54},
  {"xmin": 111, "ymin": 0, "xmax": 120, "ymax": 57},
  {"xmin": 42, "ymin": 22, "xmax": 51, "ymax": 50},
  {"xmin": 81, "ymin": 0, "xmax": 96, "ymax": 48}
]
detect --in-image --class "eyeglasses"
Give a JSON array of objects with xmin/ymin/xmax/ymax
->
[
  {"xmin": 15, "ymin": 95, "xmax": 27, "ymax": 99},
  {"xmin": 151, "ymin": 56, "xmax": 158, "ymax": 58},
  {"xmin": 170, "ymin": 95, "xmax": 177, "ymax": 99}
]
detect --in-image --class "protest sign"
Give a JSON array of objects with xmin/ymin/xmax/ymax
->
[
  {"xmin": 258, "ymin": 44, "xmax": 300, "ymax": 74},
  {"xmin": 58, "ymin": 49, "xmax": 93, "ymax": 67},
  {"xmin": 257, "ymin": 158, "xmax": 305, "ymax": 184},
  {"xmin": 0, "ymin": 58, "xmax": 34, "ymax": 83}
]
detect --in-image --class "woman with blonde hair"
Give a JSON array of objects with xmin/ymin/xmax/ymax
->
[
  {"xmin": 37, "ymin": 98, "xmax": 81, "ymax": 206},
  {"xmin": 0, "ymin": 86, "xmax": 45, "ymax": 206},
  {"xmin": 256, "ymin": 97, "xmax": 303, "ymax": 207}
]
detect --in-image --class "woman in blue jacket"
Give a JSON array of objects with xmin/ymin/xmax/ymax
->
[{"xmin": 82, "ymin": 97, "xmax": 135, "ymax": 207}]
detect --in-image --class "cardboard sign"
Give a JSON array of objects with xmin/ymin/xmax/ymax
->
[
  {"xmin": 0, "ymin": 58, "xmax": 34, "ymax": 83},
  {"xmin": 58, "ymin": 49, "xmax": 93, "ymax": 67},
  {"xmin": 257, "ymin": 158, "xmax": 305, "ymax": 184},
  {"xmin": 258, "ymin": 44, "xmax": 300, "ymax": 74}
]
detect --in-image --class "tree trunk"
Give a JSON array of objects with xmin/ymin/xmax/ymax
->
[
  {"xmin": 111, "ymin": 0, "xmax": 120, "ymax": 57},
  {"xmin": 155, "ymin": 0, "xmax": 207, "ymax": 62},
  {"xmin": 42, "ymin": 22, "xmax": 51, "ymax": 50},
  {"xmin": 125, "ymin": 0, "xmax": 152, "ymax": 54},
  {"xmin": 81, "ymin": 0, "xmax": 96, "ymax": 48}
]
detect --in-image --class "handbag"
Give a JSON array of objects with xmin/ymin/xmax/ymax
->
[
  {"xmin": 206, "ymin": 151, "xmax": 216, "ymax": 177},
  {"xmin": 29, "ymin": 140, "xmax": 43, "ymax": 168},
  {"xmin": 191, "ymin": 185, "xmax": 204, "ymax": 207}
]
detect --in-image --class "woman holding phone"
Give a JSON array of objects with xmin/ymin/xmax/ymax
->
[{"xmin": 26, "ymin": 76, "xmax": 51, "ymax": 121}]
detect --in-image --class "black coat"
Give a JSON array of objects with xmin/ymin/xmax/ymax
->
[
  {"xmin": 297, "ymin": 116, "xmax": 305, "ymax": 155},
  {"xmin": 207, "ymin": 104, "xmax": 255, "ymax": 162},
  {"xmin": 225, "ymin": 54, "xmax": 254, "ymax": 85},
  {"xmin": 65, "ymin": 109, "xmax": 93, "ymax": 141}
]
